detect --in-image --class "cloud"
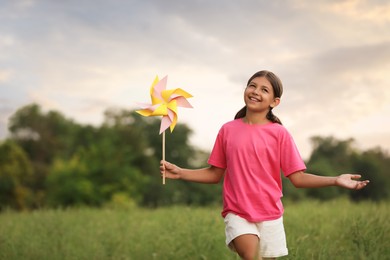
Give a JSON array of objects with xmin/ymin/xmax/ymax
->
[
  {"xmin": 325, "ymin": 0, "xmax": 390, "ymax": 23},
  {"xmin": 313, "ymin": 42, "xmax": 390, "ymax": 74},
  {"xmin": 0, "ymin": 69, "xmax": 13, "ymax": 83},
  {"xmin": 1, "ymin": 0, "xmax": 389, "ymax": 159}
]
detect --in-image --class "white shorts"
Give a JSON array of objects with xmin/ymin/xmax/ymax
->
[{"xmin": 224, "ymin": 213, "xmax": 288, "ymax": 258}]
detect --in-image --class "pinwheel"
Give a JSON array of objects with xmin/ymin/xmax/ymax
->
[{"xmin": 136, "ymin": 75, "xmax": 193, "ymax": 184}]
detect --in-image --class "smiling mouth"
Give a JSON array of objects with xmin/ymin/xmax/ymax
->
[{"xmin": 249, "ymin": 97, "xmax": 260, "ymax": 102}]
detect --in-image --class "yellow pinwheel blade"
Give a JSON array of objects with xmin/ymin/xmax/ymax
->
[
  {"xmin": 162, "ymin": 88, "xmax": 192, "ymax": 101},
  {"xmin": 174, "ymin": 88, "xmax": 193, "ymax": 98},
  {"xmin": 150, "ymin": 76, "xmax": 164, "ymax": 105},
  {"xmin": 170, "ymin": 114, "xmax": 178, "ymax": 132},
  {"xmin": 167, "ymin": 99, "xmax": 178, "ymax": 114},
  {"xmin": 151, "ymin": 104, "xmax": 168, "ymax": 116},
  {"xmin": 136, "ymin": 109, "xmax": 153, "ymax": 117},
  {"xmin": 149, "ymin": 76, "xmax": 159, "ymax": 95}
]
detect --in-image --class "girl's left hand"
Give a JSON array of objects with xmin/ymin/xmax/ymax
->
[{"xmin": 336, "ymin": 174, "xmax": 370, "ymax": 190}]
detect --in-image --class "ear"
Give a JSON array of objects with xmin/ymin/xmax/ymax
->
[{"xmin": 270, "ymin": 97, "xmax": 280, "ymax": 108}]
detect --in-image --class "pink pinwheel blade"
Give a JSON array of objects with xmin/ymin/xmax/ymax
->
[
  {"xmin": 160, "ymin": 116, "xmax": 172, "ymax": 134},
  {"xmin": 173, "ymin": 96, "xmax": 193, "ymax": 108},
  {"xmin": 152, "ymin": 76, "xmax": 168, "ymax": 101},
  {"xmin": 136, "ymin": 102, "xmax": 153, "ymax": 109}
]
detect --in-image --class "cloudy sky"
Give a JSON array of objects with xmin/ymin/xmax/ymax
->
[{"xmin": 1, "ymin": 0, "xmax": 390, "ymax": 159}]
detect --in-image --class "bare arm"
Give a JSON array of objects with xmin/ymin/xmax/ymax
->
[
  {"xmin": 288, "ymin": 171, "xmax": 369, "ymax": 190},
  {"xmin": 160, "ymin": 160, "xmax": 225, "ymax": 184}
]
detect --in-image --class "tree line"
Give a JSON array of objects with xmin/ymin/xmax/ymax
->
[{"xmin": 1, "ymin": 103, "xmax": 389, "ymax": 211}]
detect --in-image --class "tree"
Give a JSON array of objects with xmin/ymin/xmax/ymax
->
[
  {"xmin": 8, "ymin": 104, "xmax": 82, "ymax": 206},
  {"xmin": 302, "ymin": 136, "xmax": 356, "ymax": 200},
  {"xmin": 305, "ymin": 136, "xmax": 390, "ymax": 201},
  {"xmin": 8, "ymin": 103, "xmax": 78, "ymax": 163},
  {"xmin": 308, "ymin": 136, "xmax": 355, "ymax": 173},
  {"xmin": 0, "ymin": 140, "xmax": 34, "ymax": 210},
  {"xmin": 305, "ymin": 157, "xmax": 346, "ymax": 200},
  {"xmin": 45, "ymin": 108, "xmax": 153, "ymax": 208},
  {"xmin": 350, "ymin": 147, "xmax": 390, "ymax": 201},
  {"xmin": 46, "ymin": 156, "xmax": 96, "ymax": 207}
]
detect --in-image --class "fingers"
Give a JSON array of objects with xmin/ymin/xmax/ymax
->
[
  {"xmin": 350, "ymin": 174, "xmax": 362, "ymax": 180},
  {"xmin": 348, "ymin": 174, "xmax": 370, "ymax": 184},
  {"xmin": 160, "ymin": 160, "xmax": 175, "ymax": 174},
  {"xmin": 350, "ymin": 173, "xmax": 370, "ymax": 190},
  {"xmin": 159, "ymin": 160, "xmax": 181, "ymax": 180},
  {"xmin": 159, "ymin": 160, "xmax": 165, "ymax": 171},
  {"xmin": 160, "ymin": 160, "xmax": 171, "ymax": 170},
  {"xmin": 340, "ymin": 173, "xmax": 369, "ymax": 190},
  {"xmin": 355, "ymin": 180, "xmax": 370, "ymax": 190}
]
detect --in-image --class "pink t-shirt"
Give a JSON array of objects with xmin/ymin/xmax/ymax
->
[{"xmin": 208, "ymin": 119, "xmax": 306, "ymax": 222}]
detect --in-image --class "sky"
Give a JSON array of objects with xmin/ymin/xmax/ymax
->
[{"xmin": 1, "ymin": 0, "xmax": 390, "ymax": 159}]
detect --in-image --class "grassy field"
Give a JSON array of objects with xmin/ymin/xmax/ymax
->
[{"xmin": 0, "ymin": 199, "xmax": 389, "ymax": 260}]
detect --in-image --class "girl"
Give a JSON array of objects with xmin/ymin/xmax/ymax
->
[{"xmin": 160, "ymin": 70, "xmax": 369, "ymax": 260}]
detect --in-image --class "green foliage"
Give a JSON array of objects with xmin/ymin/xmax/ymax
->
[
  {"xmin": 3, "ymin": 103, "xmax": 221, "ymax": 209},
  {"xmin": 0, "ymin": 140, "xmax": 34, "ymax": 210},
  {"xmin": 350, "ymin": 148, "xmax": 390, "ymax": 201},
  {"xmin": 303, "ymin": 136, "xmax": 390, "ymax": 201},
  {"xmin": 46, "ymin": 157, "xmax": 96, "ymax": 206},
  {"xmin": 305, "ymin": 157, "xmax": 347, "ymax": 200},
  {"xmin": 104, "ymin": 192, "xmax": 137, "ymax": 210},
  {"xmin": 308, "ymin": 136, "xmax": 355, "ymax": 172},
  {"xmin": 1, "ymin": 104, "xmax": 390, "ymax": 210},
  {"xmin": 282, "ymin": 178, "xmax": 307, "ymax": 201},
  {"xmin": 7, "ymin": 104, "xmax": 82, "ymax": 207},
  {"xmin": 8, "ymin": 104, "xmax": 77, "ymax": 163},
  {"xmin": 46, "ymin": 129, "xmax": 150, "ymax": 207}
]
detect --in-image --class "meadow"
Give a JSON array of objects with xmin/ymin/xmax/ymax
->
[{"xmin": 0, "ymin": 199, "xmax": 389, "ymax": 260}]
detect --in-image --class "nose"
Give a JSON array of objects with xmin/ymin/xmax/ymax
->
[{"xmin": 252, "ymin": 87, "xmax": 260, "ymax": 95}]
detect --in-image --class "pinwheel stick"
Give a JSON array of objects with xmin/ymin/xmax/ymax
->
[{"xmin": 162, "ymin": 131, "xmax": 166, "ymax": 185}]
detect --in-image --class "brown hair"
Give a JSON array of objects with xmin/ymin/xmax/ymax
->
[{"xmin": 234, "ymin": 70, "xmax": 283, "ymax": 124}]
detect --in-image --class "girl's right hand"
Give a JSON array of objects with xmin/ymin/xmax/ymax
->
[{"xmin": 160, "ymin": 160, "xmax": 182, "ymax": 179}]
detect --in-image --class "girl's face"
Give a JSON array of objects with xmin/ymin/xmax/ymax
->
[{"xmin": 244, "ymin": 76, "xmax": 280, "ymax": 113}]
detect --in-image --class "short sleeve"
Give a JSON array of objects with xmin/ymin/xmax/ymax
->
[
  {"xmin": 207, "ymin": 127, "xmax": 227, "ymax": 169},
  {"xmin": 280, "ymin": 129, "xmax": 306, "ymax": 176}
]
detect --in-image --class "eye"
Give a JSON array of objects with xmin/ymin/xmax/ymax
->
[{"xmin": 262, "ymin": 87, "xmax": 269, "ymax": 93}]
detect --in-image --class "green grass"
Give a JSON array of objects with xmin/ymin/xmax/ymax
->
[
  {"xmin": 0, "ymin": 199, "xmax": 389, "ymax": 260},
  {"xmin": 283, "ymin": 199, "xmax": 390, "ymax": 260}
]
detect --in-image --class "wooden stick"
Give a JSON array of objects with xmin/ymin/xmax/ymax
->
[{"xmin": 162, "ymin": 130, "xmax": 166, "ymax": 185}]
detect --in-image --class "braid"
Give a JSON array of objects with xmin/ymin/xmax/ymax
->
[
  {"xmin": 267, "ymin": 109, "xmax": 282, "ymax": 125},
  {"xmin": 235, "ymin": 106, "xmax": 282, "ymax": 125},
  {"xmin": 234, "ymin": 106, "xmax": 246, "ymax": 119}
]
